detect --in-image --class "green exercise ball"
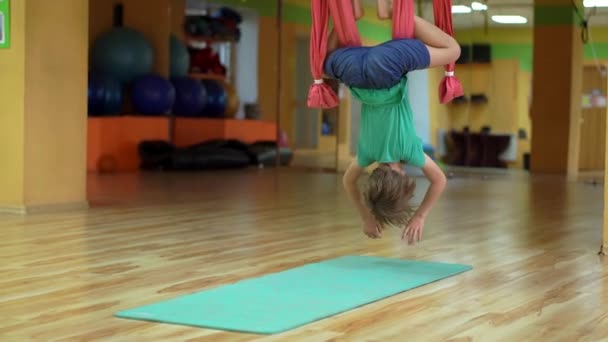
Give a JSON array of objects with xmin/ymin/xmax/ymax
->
[
  {"xmin": 91, "ymin": 27, "xmax": 154, "ymax": 84},
  {"xmin": 170, "ymin": 34, "xmax": 189, "ymax": 78}
]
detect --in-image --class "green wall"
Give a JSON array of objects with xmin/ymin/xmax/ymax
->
[
  {"xmin": 217, "ymin": 0, "xmax": 392, "ymax": 41},
  {"xmin": 491, "ymin": 43, "xmax": 608, "ymax": 72}
]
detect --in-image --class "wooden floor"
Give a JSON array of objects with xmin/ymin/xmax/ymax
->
[
  {"xmin": 1, "ymin": 168, "xmax": 607, "ymax": 341},
  {"xmin": 291, "ymin": 149, "xmax": 353, "ymax": 171}
]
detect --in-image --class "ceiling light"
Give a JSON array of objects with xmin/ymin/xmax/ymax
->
[
  {"xmin": 452, "ymin": 5, "xmax": 472, "ymax": 13},
  {"xmin": 471, "ymin": 1, "xmax": 488, "ymax": 11},
  {"xmin": 491, "ymin": 15, "xmax": 527, "ymax": 24},
  {"xmin": 584, "ymin": 0, "xmax": 608, "ymax": 7}
]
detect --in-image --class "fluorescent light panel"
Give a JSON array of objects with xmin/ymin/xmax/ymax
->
[
  {"xmin": 584, "ymin": 0, "xmax": 608, "ymax": 7},
  {"xmin": 491, "ymin": 15, "xmax": 527, "ymax": 24},
  {"xmin": 471, "ymin": 1, "xmax": 488, "ymax": 11},
  {"xmin": 452, "ymin": 5, "xmax": 472, "ymax": 13}
]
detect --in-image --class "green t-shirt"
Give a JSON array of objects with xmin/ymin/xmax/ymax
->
[{"xmin": 350, "ymin": 77, "xmax": 426, "ymax": 168}]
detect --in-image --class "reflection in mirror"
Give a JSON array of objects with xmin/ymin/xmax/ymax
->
[
  {"xmin": 436, "ymin": 0, "xmax": 475, "ymax": 170},
  {"xmin": 290, "ymin": 30, "xmax": 339, "ymax": 171},
  {"xmin": 440, "ymin": 1, "xmax": 534, "ymax": 172}
]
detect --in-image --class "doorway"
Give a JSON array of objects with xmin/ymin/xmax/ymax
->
[
  {"xmin": 290, "ymin": 35, "xmax": 338, "ymax": 170},
  {"xmin": 579, "ymin": 65, "xmax": 607, "ymax": 171}
]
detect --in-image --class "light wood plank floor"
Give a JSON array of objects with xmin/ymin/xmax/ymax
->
[{"xmin": 1, "ymin": 169, "xmax": 607, "ymax": 341}]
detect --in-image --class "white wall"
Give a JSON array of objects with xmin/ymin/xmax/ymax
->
[
  {"xmin": 407, "ymin": 70, "xmax": 431, "ymax": 145},
  {"xmin": 185, "ymin": 1, "xmax": 259, "ymax": 119},
  {"xmin": 233, "ymin": 9, "xmax": 259, "ymax": 119}
]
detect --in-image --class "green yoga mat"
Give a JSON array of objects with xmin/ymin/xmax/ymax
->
[{"xmin": 116, "ymin": 255, "xmax": 472, "ymax": 334}]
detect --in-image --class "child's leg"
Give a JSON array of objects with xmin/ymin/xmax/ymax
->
[
  {"xmin": 363, "ymin": 39, "xmax": 430, "ymax": 87},
  {"xmin": 326, "ymin": 20, "xmax": 458, "ymax": 89},
  {"xmin": 413, "ymin": 16, "xmax": 460, "ymax": 67}
]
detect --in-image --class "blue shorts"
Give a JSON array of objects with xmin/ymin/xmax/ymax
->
[{"xmin": 324, "ymin": 39, "xmax": 430, "ymax": 89}]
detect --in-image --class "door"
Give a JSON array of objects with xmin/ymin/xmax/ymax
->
[
  {"xmin": 294, "ymin": 36, "xmax": 318, "ymax": 149},
  {"xmin": 291, "ymin": 35, "xmax": 338, "ymax": 170},
  {"xmin": 579, "ymin": 65, "xmax": 607, "ymax": 171}
]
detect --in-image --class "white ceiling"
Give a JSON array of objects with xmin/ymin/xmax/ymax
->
[{"xmin": 361, "ymin": 0, "xmax": 608, "ymax": 28}]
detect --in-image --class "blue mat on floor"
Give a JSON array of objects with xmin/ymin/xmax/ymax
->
[{"xmin": 115, "ymin": 255, "xmax": 472, "ymax": 334}]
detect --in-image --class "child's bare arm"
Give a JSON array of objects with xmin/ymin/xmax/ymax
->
[
  {"xmin": 343, "ymin": 161, "xmax": 382, "ymax": 238},
  {"xmin": 416, "ymin": 155, "xmax": 447, "ymax": 219},
  {"xmin": 402, "ymin": 155, "xmax": 446, "ymax": 244}
]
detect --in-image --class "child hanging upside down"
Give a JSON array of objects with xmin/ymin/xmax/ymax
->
[{"xmin": 325, "ymin": 0, "xmax": 460, "ymax": 244}]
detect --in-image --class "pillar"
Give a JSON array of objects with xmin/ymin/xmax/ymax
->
[
  {"xmin": 604, "ymin": 76, "xmax": 608, "ymax": 252},
  {"xmin": 0, "ymin": 0, "xmax": 89, "ymax": 213},
  {"xmin": 530, "ymin": 0, "xmax": 583, "ymax": 176},
  {"xmin": 171, "ymin": 0, "xmax": 186, "ymax": 41},
  {"xmin": 0, "ymin": 0, "xmax": 26, "ymax": 211}
]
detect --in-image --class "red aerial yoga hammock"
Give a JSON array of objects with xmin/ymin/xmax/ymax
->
[{"xmin": 307, "ymin": 0, "xmax": 463, "ymax": 108}]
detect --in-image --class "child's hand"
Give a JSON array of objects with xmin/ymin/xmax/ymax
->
[
  {"xmin": 402, "ymin": 215, "xmax": 425, "ymax": 244},
  {"xmin": 363, "ymin": 216, "xmax": 382, "ymax": 239}
]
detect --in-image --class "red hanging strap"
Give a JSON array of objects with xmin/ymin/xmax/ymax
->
[
  {"xmin": 307, "ymin": 0, "xmax": 339, "ymax": 109},
  {"xmin": 392, "ymin": 0, "xmax": 415, "ymax": 39},
  {"xmin": 328, "ymin": 0, "xmax": 362, "ymax": 46},
  {"xmin": 307, "ymin": 0, "xmax": 416, "ymax": 108},
  {"xmin": 309, "ymin": 0, "xmax": 460, "ymax": 107},
  {"xmin": 308, "ymin": 0, "xmax": 362, "ymax": 109},
  {"xmin": 433, "ymin": 0, "xmax": 464, "ymax": 103}
]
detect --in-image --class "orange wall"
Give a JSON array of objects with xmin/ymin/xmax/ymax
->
[
  {"xmin": 171, "ymin": 0, "xmax": 186, "ymax": 40},
  {"xmin": 257, "ymin": 16, "xmax": 279, "ymax": 124},
  {"xmin": 0, "ymin": 0, "xmax": 26, "ymax": 208},
  {"xmin": 22, "ymin": 0, "xmax": 89, "ymax": 206},
  {"xmin": 605, "ymin": 102, "xmax": 608, "ymax": 246},
  {"xmin": 256, "ymin": 17, "xmax": 301, "ymax": 142}
]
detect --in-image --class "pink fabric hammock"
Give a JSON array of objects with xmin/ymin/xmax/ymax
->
[{"xmin": 307, "ymin": 0, "xmax": 463, "ymax": 108}]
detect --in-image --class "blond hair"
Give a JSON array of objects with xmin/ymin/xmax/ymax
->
[{"xmin": 360, "ymin": 166, "xmax": 417, "ymax": 229}]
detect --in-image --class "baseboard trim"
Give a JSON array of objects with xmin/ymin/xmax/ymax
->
[
  {"xmin": 0, "ymin": 206, "xmax": 28, "ymax": 215},
  {"xmin": 0, "ymin": 201, "xmax": 89, "ymax": 215}
]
